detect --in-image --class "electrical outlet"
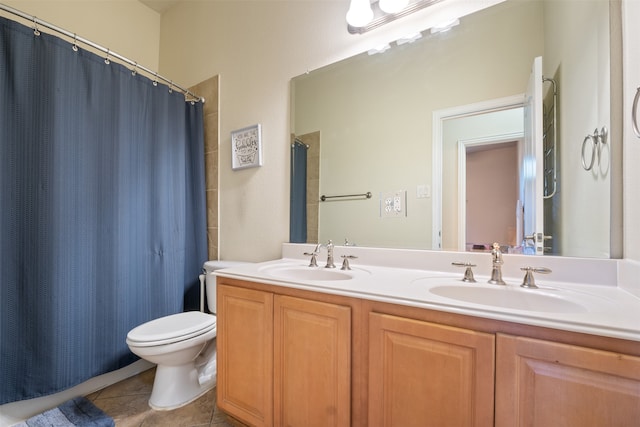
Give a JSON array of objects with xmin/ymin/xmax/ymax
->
[{"xmin": 380, "ymin": 190, "xmax": 407, "ymax": 218}]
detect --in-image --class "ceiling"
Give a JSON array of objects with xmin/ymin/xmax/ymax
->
[
  {"xmin": 139, "ymin": 0, "xmax": 182, "ymax": 14},
  {"xmin": 139, "ymin": 0, "xmax": 343, "ymax": 14}
]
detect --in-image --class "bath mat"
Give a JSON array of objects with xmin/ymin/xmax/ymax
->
[{"xmin": 15, "ymin": 396, "xmax": 114, "ymax": 427}]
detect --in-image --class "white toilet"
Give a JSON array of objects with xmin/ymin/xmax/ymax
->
[{"xmin": 126, "ymin": 260, "xmax": 246, "ymax": 410}]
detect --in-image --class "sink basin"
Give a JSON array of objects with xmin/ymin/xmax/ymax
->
[
  {"xmin": 429, "ymin": 285, "xmax": 590, "ymax": 313},
  {"xmin": 262, "ymin": 266, "xmax": 354, "ymax": 281}
]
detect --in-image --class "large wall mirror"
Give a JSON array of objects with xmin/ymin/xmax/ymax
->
[{"xmin": 290, "ymin": 0, "xmax": 621, "ymax": 259}]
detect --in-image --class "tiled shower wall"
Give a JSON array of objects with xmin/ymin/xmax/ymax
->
[
  {"xmin": 296, "ymin": 131, "xmax": 320, "ymax": 243},
  {"xmin": 190, "ymin": 75, "xmax": 219, "ymax": 260}
]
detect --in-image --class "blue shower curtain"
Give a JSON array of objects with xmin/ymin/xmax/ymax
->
[
  {"xmin": 0, "ymin": 16, "xmax": 207, "ymax": 404},
  {"xmin": 290, "ymin": 141, "xmax": 307, "ymax": 243}
]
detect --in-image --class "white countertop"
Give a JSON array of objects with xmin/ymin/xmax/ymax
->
[{"xmin": 214, "ymin": 245, "xmax": 640, "ymax": 343}]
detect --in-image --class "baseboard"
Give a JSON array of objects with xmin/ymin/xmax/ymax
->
[{"xmin": 0, "ymin": 360, "xmax": 154, "ymax": 427}]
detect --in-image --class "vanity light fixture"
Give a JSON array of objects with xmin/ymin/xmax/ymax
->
[
  {"xmin": 346, "ymin": 0, "xmax": 375, "ymax": 28},
  {"xmin": 396, "ymin": 31, "xmax": 423, "ymax": 46},
  {"xmin": 379, "ymin": 0, "xmax": 410, "ymax": 14},
  {"xmin": 347, "ymin": 0, "xmax": 446, "ymax": 34},
  {"xmin": 367, "ymin": 43, "xmax": 392, "ymax": 55},
  {"xmin": 430, "ymin": 18, "xmax": 460, "ymax": 34}
]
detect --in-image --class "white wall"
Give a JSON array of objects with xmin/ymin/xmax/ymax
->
[
  {"xmin": 157, "ymin": 0, "xmax": 504, "ymax": 261},
  {"xmin": 623, "ymin": 0, "xmax": 640, "ymax": 263}
]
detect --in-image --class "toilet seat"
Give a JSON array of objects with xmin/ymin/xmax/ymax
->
[{"xmin": 126, "ymin": 311, "xmax": 216, "ymax": 347}]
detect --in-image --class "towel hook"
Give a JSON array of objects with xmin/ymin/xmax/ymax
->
[
  {"xmin": 581, "ymin": 134, "xmax": 597, "ymax": 171},
  {"xmin": 581, "ymin": 126, "xmax": 607, "ymax": 171},
  {"xmin": 633, "ymin": 87, "xmax": 640, "ymax": 139}
]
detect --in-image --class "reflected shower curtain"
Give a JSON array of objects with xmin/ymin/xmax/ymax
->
[
  {"xmin": 290, "ymin": 141, "xmax": 307, "ymax": 243},
  {"xmin": 0, "ymin": 16, "xmax": 207, "ymax": 403}
]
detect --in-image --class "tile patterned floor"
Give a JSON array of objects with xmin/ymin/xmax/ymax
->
[{"xmin": 87, "ymin": 368, "xmax": 238, "ymax": 427}]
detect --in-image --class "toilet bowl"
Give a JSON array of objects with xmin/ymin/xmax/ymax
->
[{"xmin": 126, "ymin": 260, "xmax": 248, "ymax": 410}]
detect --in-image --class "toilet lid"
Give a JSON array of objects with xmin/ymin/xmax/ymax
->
[{"xmin": 127, "ymin": 311, "xmax": 216, "ymax": 346}]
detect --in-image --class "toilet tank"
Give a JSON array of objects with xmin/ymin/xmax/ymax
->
[{"xmin": 203, "ymin": 261, "xmax": 250, "ymax": 314}]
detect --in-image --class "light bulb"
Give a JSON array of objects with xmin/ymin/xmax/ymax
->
[
  {"xmin": 379, "ymin": 0, "xmax": 409, "ymax": 14},
  {"xmin": 346, "ymin": 0, "xmax": 374, "ymax": 27}
]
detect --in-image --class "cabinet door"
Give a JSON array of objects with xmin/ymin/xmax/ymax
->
[
  {"xmin": 274, "ymin": 295, "xmax": 351, "ymax": 427},
  {"xmin": 217, "ymin": 284, "xmax": 273, "ymax": 427},
  {"xmin": 496, "ymin": 334, "xmax": 640, "ymax": 427},
  {"xmin": 368, "ymin": 313, "xmax": 495, "ymax": 427}
]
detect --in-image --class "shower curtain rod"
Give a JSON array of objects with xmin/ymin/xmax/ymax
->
[{"xmin": 0, "ymin": 2, "xmax": 204, "ymax": 103}]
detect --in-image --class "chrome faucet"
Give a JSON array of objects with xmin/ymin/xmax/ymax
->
[
  {"xmin": 304, "ymin": 240, "xmax": 336, "ymax": 268},
  {"xmin": 488, "ymin": 242, "xmax": 506, "ymax": 285},
  {"xmin": 325, "ymin": 239, "xmax": 336, "ymax": 268},
  {"xmin": 303, "ymin": 243, "xmax": 322, "ymax": 267}
]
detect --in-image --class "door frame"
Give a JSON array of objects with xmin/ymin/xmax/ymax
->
[
  {"xmin": 457, "ymin": 133, "xmax": 524, "ymax": 251},
  {"xmin": 432, "ymin": 94, "xmax": 525, "ymax": 250}
]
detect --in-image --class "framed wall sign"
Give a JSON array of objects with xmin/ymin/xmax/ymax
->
[{"xmin": 231, "ymin": 124, "xmax": 262, "ymax": 170}]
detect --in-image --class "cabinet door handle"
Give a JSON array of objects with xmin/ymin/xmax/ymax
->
[{"xmin": 633, "ymin": 86, "xmax": 640, "ymax": 138}]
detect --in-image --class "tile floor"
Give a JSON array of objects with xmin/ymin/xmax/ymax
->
[{"xmin": 87, "ymin": 368, "xmax": 240, "ymax": 427}]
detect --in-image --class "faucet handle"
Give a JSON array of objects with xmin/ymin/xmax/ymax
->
[
  {"xmin": 452, "ymin": 262, "xmax": 477, "ymax": 283},
  {"xmin": 303, "ymin": 251, "xmax": 319, "ymax": 267},
  {"xmin": 520, "ymin": 266, "xmax": 552, "ymax": 289},
  {"xmin": 341, "ymin": 255, "xmax": 357, "ymax": 270}
]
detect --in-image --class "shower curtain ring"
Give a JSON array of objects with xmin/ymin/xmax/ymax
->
[
  {"xmin": 72, "ymin": 34, "xmax": 78, "ymax": 52},
  {"xmin": 131, "ymin": 62, "xmax": 138, "ymax": 76},
  {"xmin": 33, "ymin": 17, "xmax": 40, "ymax": 36},
  {"xmin": 168, "ymin": 81, "xmax": 173, "ymax": 93},
  {"xmin": 153, "ymin": 72, "xmax": 158, "ymax": 86},
  {"xmin": 104, "ymin": 49, "xmax": 111, "ymax": 65}
]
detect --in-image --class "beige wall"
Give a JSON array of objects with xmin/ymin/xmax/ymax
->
[
  {"xmin": 3, "ymin": 0, "xmax": 161, "ymax": 71},
  {"xmin": 157, "ymin": 0, "xmax": 504, "ymax": 261},
  {"xmin": 3, "ymin": 0, "xmax": 637, "ymax": 263},
  {"xmin": 543, "ymin": 0, "xmax": 611, "ymax": 258},
  {"xmin": 292, "ymin": 0, "xmax": 542, "ymax": 250}
]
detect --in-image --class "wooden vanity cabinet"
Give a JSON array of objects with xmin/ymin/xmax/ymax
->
[
  {"xmin": 368, "ymin": 313, "xmax": 496, "ymax": 427},
  {"xmin": 495, "ymin": 334, "xmax": 640, "ymax": 427},
  {"xmin": 216, "ymin": 281, "xmax": 354, "ymax": 427},
  {"xmin": 217, "ymin": 279, "xmax": 640, "ymax": 427},
  {"xmin": 217, "ymin": 284, "xmax": 274, "ymax": 427},
  {"xmin": 274, "ymin": 294, "xmax": 351, "ymax": 427},
  {"xmin": 367, "ymin": 300, "xmax": 640, "ymax": 427}
]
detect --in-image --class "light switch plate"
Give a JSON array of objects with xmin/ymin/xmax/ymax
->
[{"xmin": 417, "ymin": 184, "xmax": 430, "ymax": 198}]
